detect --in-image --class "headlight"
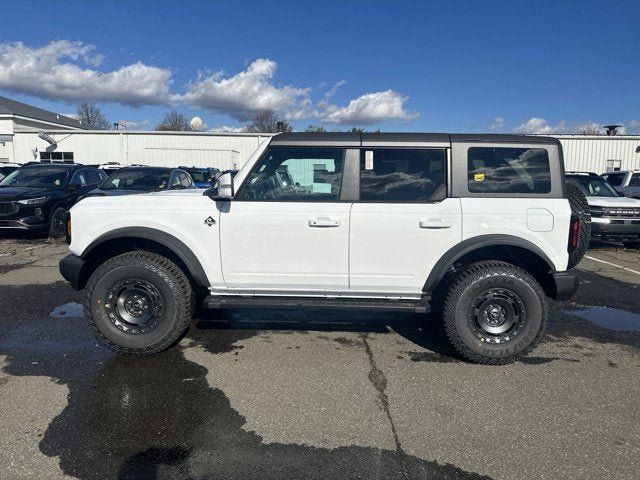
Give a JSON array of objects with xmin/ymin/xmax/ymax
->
[{"xmin": 17, "ymin": 196, "xmax": 48, "ymax": 205}]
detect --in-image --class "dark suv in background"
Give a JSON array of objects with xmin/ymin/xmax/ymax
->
[
  {"xmin": 83, "ymin": 166, "xmax": 196, "ymax": 197},
  {"xmin": 0, "ymin": 163, "xmax": 107, "ymax": 237}
]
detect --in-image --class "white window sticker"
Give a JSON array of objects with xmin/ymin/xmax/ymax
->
[{"xmin": 365, "ymin": 150, "xmax": 374, "ymax": 170}]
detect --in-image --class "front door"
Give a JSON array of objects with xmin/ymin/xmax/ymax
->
[
  {"xmin": 219, "ymin": 146, "xmax": 351, "ymax": 293},
  {"xmin": 349, "ymin": 147, "xmax": 462, "ymax": 294}
]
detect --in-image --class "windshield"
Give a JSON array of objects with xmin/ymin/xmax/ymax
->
[
  {"xmin": 100, "ymin": 168, "xmax": 171, "ymax": 191},
  {"xmin": 0, "ymin": 167, "xmax": 70, "ymax": 188},
  {"xmin": 567, "ymin": 176, "xmax": 618, "ymax": 197}
]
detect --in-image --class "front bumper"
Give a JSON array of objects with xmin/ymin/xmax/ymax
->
[
  {"xmin": 59, "ymin": 253, "xmax": 86, "ymax": 290},
  {"xmin": 591, "ymin": 217, "xmax": 640, "ymax": 241},
  {"xmin": 551, "ymin": 271, "xmax": 579, "ymax": 301},
  {"xmin": 0, "ymin": 204, "xmax": 49, "ymax": 231}
]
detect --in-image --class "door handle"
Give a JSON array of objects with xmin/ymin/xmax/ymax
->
[
  {"xmin": 309, "ymin": 217, "xmax": 341, "ymax": 228},
  {"xmin": 419, "ymin": 219, "xmax": 452, "ymax": 229}
]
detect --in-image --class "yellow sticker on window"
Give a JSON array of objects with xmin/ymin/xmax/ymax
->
[{"xmin": 474, "ymin": 173, "xmax": 485, "ymax": 182}]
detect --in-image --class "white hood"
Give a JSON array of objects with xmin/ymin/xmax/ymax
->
[{"xmin": 585, "ymin": 195, "xmax": 640, "ymax": 208}]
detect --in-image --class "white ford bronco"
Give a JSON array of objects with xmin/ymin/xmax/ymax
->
[{"xmin": 60, "ymin": 133, "xmax": 587, "ymax": 364}]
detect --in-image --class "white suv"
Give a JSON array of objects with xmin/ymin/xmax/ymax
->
[{"xmin": 60, "ymin": 133, "xmax": 586, "ymax": 364}]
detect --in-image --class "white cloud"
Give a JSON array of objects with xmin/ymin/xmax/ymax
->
[
  {"xmin": 628, "ymin": 120, "xmax": 640, "ymax": 134},
  {"xmin": 489, "ymin": 117, "xmax": 505, "ymax": 131},
  {"xmin": 513, "ymin": 117, "xmax": 561, "ymax": 134},
  {"xmin": 0, "ymin": 41, "xmax": 420, "ymax": 126},
  {"xmin": 513, "ymin": 118, "xmax": 637, "ymax": 135},
  {"xmin": 209, "ymin": 125, "xmax": 246, "ymax": 133},
  {"xmin": 0, "ymin": 40, "xmax": 172, "ymax": 106},
  {"xmin": 320, "ymin": 90, "xmax": 418, "ymax": 125},
  {"xmin": 178, "ymin": 59, "xmax": 310, "ymax": 121}
]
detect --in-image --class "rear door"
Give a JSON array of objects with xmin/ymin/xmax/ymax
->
[{"xmin": 349, "ymin": 146, "xmax": 462, "ymax": 294}]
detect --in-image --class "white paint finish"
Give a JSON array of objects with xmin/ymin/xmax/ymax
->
[
  {"xmin": 219, "ymin": 201, "xmax": 352, "ymax": 290},
  {"xmin": 461, "ymin": 198, "xmax": 571, "ymax": 271},
  {"xmin": 349, "ymin": 199, "xmax": 462, "ymax": 291},
  {"xmin": 526, "ymin": 208, "xmax": 554, "ymax": 232},
  {"xmin": 70, "ymin": 190, "xmax": 225, "ymax": 287}
]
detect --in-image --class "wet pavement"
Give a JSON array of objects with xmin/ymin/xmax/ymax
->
[{"xmin": 0, "ymin": 237, "xmax": 639, "ymax": 479}]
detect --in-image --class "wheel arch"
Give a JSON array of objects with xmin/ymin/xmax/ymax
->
[
  {"xmin": 78, "ymin": 227, "xmax": 209, "ymax": 291},
  {"xmin": 423, "ymin": 235, "xmax": 556, "ymax": 296}
]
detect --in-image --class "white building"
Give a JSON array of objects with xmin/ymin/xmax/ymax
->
[{"xmin": 1, "ymin": 96, "xmax": 639, "ymax": 173}]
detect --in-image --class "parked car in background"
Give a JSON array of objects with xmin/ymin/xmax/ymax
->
[
  {"xmin": 0, "ymin": 163, "xmax": 107, "ymax": 237},
  {"xmin": 84, "ymin": 166, "xmax": 196, "ymax": 198},
  {"xmin": 567, "ymin": 171, "xmax": 640, "ymax": 249},
  {"xmin": 179, "ymin": 166, "xmax": 220, "ymax": 188},
  {"xmin": 0, "ymin": 163, "xmax": 21, "ymax": 181},
  {"xmin": 601, "ymin": 170, "xmax": 640, "ymax": 198}
]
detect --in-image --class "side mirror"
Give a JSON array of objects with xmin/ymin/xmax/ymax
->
[{"xmin": 206, "ymin": 172, "xmax": 234, "ymax": 200}]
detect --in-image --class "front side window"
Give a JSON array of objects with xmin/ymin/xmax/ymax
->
[
  {"xmin": 237, "ymin": 148, "xmax": 344, "ymax": 201},
  {"xmin": 602, "ymin": 173, "xmax": 624, "ymax": 187},
  {"xmin": 629, "ymin": 173, "xmax": 640, "ymax": 187},
  {"xmin": 360, "ymin": 148, "xmax": 447, "ymax": 202},
  {"xmin": 468, "ymin": 147, "xmax": 551, "ymax": 194}
]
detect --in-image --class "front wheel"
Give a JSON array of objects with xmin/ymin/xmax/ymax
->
[
  {"xmin": 48, "ymin": 206, "xmax": 67, "ymax": 238},
  {"xmin": 442, "ymin": 261, "xmax": 547, "ymax": 364},
  {"xmin": 84, "ymin": 251, "xmax": 194, "ymax": 354}
]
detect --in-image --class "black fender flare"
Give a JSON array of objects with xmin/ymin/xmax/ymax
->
[
  {"xmin": 82, "ymin": 227, "xmax": 209, "ymax": 287},
  {"xmin": 422, "ymin": 234, "xmax": 556, "ymax": 292}
]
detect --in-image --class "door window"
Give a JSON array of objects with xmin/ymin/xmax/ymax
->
[
  {"xmin": 70, "ymin": 170, "xmax": 88, "ymax": 187},
  {"xmin": 237, "ymin": 148, "xmax": 345, "ymax": 201},
  {"xmin": 84, "ymin": 169, "xmax": 102, "ymax": 186},
  {"xmin": 359, "ymin": 148, "xmax": 446, "ymax": 202},
  {"xmin": 629, "ymin": 173, "xmax": 640, "ymax": 187}
]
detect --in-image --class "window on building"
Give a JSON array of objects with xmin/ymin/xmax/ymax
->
[
  {"xmin": 605, "ymin": 159, "xmax": 622, "ymax": 172},
  {"xmin": 359, "ymin": 148, "xmax": 446, "ymax": 202},
  {"xmin": 40, "ymin": 151, "xmax": 74, "ymax": 163},
  {"xmin": 237, "ymin": 148, "xmax": 344, "ymax": 201},
  {"xmin": 468, "ymin": 147, "xmax": 551, "ymax": 194}
]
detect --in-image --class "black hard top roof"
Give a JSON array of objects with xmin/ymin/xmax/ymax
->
[{"xmin": 270, "ymin": 132, "xmax": 560, "ymax": 146}]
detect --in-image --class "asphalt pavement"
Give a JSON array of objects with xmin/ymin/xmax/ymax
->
[{"xmin": 0, "ymin": 237, "xmax": 638, "ymax": 480}]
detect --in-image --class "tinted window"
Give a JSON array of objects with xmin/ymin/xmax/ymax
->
[
  {"xmin": 603, "ymin": 173, "xmax": 624, "ymax": 187},
  {"xmin": 0, "ymin": 166, "xmax": 70, "ymax": 188},
  {"xmin": 237, "ymin": 148, "xmax": 344, "ymax": 201},
  {"xmin": 360, "ymin": 149, "xmax": 446, "ymax": 202},
  {"xmin": 630, "ymin": 173, "xmax": 640, "ymax": 187},
  {"xmin": 70, "ymin": 171, "xmax": 88, "ymax": 186},
  {"xmin": 101, "ymin": 168, "xmax": 171, "ymax": 191},
  {"xmin": 566, "ymin": 176, "xmax": 618, "ymax": 197},
  {"xmin": 468, "ymin": 147, "xmax": 551, "ymax": 194},
  {"xmin": 84, "ymin": 169, "xmax": 102, "ymax": 186},
  {"xmin": 171, "ymin": 171, "xmax": 192, "ymax": 188}
]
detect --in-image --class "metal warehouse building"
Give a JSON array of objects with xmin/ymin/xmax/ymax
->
[{"xmin": 1, "ymin": 96, "xmax": 639, "ymax": 173}]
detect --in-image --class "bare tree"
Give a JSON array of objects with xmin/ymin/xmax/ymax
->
[
  {"xmin": 155, "ymin": 110, "xmax": 189, "ymax": 131},
  {"xmin": 243, "ymin": 110, "xmax": 293, "ymax": 133},
  {"xmin": 304, "ymin": 125, "xmax": 327, "ymax": 132},
  {"xmin": 76, "ymin": 102, "xmax": 110, "ymax": 129},
  {"xmin": 577, "ymin": 125, "xmax": 602, "ymax": 135}
]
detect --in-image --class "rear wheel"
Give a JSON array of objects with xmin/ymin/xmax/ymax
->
[
  {"xmin": 48, "ymin": 206, "xmax": 67, "ymax": 238},
  {"xmin": 442, "ymin": 261, "xmax": 547, "ymax": 364},
  {"xmin": 566, "ymin": 183, "xmax": 591, "ymax": 268},
  {"xmin": 84, "ymin": 251, "xmax": 193, "ymax": 354}
]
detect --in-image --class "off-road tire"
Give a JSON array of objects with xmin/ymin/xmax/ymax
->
[
  {"xmin": 442, "ymin": 261, "xmax": 548, "ymax": 365},
  {"xmin": 566, "ymin": 183, "xmax": 591, "ymax": 269},
  {"xmin": 83, "ymin": 251, "xmax": 194, "ymax": 354},
  {"xmin": 48, "ymin": 206, "xmax": 67, "ymax": 238}
]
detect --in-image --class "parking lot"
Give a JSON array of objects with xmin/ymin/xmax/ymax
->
[{"xmin": 0, "ymin": 236, "xmax": 638, "ymax": 480}]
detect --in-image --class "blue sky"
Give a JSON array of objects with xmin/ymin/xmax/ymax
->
[{"xmin": 1, "ymin": 0, "xmax": 638, "ymax": 133}]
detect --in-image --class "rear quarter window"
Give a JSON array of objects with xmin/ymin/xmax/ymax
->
[{"xmin": 468, "ymin": 147, "xmax": 551, "ymax": 194}]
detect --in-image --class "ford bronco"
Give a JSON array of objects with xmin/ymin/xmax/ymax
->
[{"xmin": 59, "ymin": 133, "xmax": 588, "ymax": 364}]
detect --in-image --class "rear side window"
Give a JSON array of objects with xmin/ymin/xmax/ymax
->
[
  {"xmin": 603, "ymin": 173, "xmax": 624, "ymax": 187},
  {"xmin": 468, "ymin": 147, "xmax": 551, "ymax": 194},
  {"xmin": 629, "ymin": 173, "xmax": 640, "ymax": 187},
  {"xmin": 360, "ymin": 148, "xmax": 446, "ymax": 202}
]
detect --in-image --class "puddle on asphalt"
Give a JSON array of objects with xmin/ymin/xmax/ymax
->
[
  {"xmin": 49, "ymin": 302, "xmax": 85, "ymax": 319},
  {"xmin": 564, "ymin": 306, "xmax": 640, "ymax": 332}
]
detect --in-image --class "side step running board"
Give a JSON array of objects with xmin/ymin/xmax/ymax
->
[{"xmin": 203, "ymin": 295, "xmax": 431, "ymax": 314}]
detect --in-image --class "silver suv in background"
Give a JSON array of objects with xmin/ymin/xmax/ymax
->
[{"xmin": 601, "ymin": 170, "xmax": 640, "ymax": 198}]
